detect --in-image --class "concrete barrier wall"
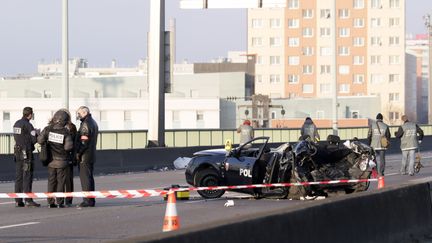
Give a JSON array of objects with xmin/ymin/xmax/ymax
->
[{"xmin": 122, "ymin": 181, "xmax": 432, "ymax": 243}]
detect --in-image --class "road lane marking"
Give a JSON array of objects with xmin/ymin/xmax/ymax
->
[{"xmin": 0, "ymin": 222, "xmax": 40, "ymax": 230}]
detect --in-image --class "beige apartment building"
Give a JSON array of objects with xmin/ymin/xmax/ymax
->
[{"xmin": 248, "ymin": 0, "xmax": 409, "ymax": 124}]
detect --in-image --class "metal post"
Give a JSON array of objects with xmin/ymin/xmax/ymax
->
[
  {"xmin": 424, "ymin": 14, "xmax": 432, "ymax": 124},
  {"xmin": 62, "ymin": 0, "xmax": 69, "ymax": 110},
  {"xmin": 331, "ymin": 0, "xmax": 338, "ymax": 135},
  {"xmin": 148, "ymin": 0, "xmax": 165, "ymax": 147}
]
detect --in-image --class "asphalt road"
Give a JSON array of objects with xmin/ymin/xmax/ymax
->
[{"xmin": 1, "ymin": 152, "xmax": 432, "ymax": 243}]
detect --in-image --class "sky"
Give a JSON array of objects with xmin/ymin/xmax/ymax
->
[{"xmin": 0, "ymin": 0, "xmax": 431, "ymax": 76}]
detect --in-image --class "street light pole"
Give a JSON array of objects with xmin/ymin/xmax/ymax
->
[
  {"xmin": 62, "ymin": 0, "xmax": 69, "ymax": 110},
  {"xmin": 332, "ymin": 0, "xmax": 338, "ymax": 135},
  {"xmin": 424, "ymin": 14, "xmax": 432, "ymax": 124}
]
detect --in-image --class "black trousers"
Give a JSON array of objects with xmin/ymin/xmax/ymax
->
[
  {"xmin": 64, "ymin": 164, "xmax": 74, "ymax": 204},
  {"xmin": 14, "ymin": 160, "xmax": 34, "ymax": 203},
  {"xmin": 79, "ymin": 162, "xmax": 95, "ymax": 205},
  {"xmin": 47, "ymin": 167, "xmax": 66, "ymax": 205}
]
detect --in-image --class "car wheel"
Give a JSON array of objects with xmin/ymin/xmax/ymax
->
[{"xmin": 195, "ymin": 168, "xmax": 225, "ymax": 199}]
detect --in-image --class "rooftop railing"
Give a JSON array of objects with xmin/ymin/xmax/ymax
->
[{"xmin": 1, "ymin": 125, "xmax": 432, "ymax": 154}]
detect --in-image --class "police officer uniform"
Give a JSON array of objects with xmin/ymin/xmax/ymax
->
[
  {"xmin": 76, "ymin": 108, "xmax": 99, "ymax": 207},
  {"xmin": 38, "ymin": 110, "xmax": 74, "ymax": 208},
  {"xmin": 13, "ymin": 107, "xmax": 40, "ymax": 207}
]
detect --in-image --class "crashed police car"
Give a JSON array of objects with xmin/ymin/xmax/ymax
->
[{"xmin": 185, "ymin": 135, "xmax": 376, "ymax": 200}]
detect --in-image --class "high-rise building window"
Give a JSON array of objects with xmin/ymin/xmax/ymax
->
[
  {"xmin": 353, "ymin": 18, "xmax": 364, "ymax": 28},
  {"xmin": 302, "ymin": 84, "xmax": 314, "ymax": 93},
  {"xmin": 371, "ymin": 0, "xmax": 382, "ymax": 9},
  {"xmin": 389, "ymin": 93, "xmax": 400, "ymax": 101},
  {"xmin": 288, "ymin": 0, "xmax": 299, "ymax": 9},
  {"xmin": 339, "ymin": 65, "xmax": 350, "ymax": 75},
  {"xmin": 389, "ymin": 55, "xmax": 400, "ymax": 65},
  {"xmin": 320, "ymin": 9, "xmax": 331, "ymax": 18},
  {"xmin": 270, "ymin": 18, "xmax": 281, "ymax": 28},
  {"xmin": 353, "ymin": 56, "xmax": 364, "ymax": 65},
  {"xmin": 339, "ymin": 84, "xmax": 350, "ymax": 93},
  {"xmin": 389, "ymin": 74, "xmax": 400, "ymax": 83},
  {"xmin": 288, "ymin": 37, "xmax": 300, "ymax": 47},
  {"xmin": 288, "ymin": 56, "xmax": 300, "ymax": 65},
  {"xmin": 288, "ymin": 18, "xmax": 300, "ymax": 28},
  {"xmin": 339, "ymin": 28, "xmax": 350, "ymax": 37},
  {"xmin": 320, "ymin": 28, "xmax": 331, "ymax": 37},
  {"xmin": 269, "ymin": 37, "xmax": 281, "ymax": 47},
  {"xmin": 3, "ymin": 112, "xmax": 10, "ymax": 121},
  {"xmin": 251, "ymin": 37, "xmax": 263, "ymax": 47},
  {"xmin": 370, "ymin": 55, "xmax": 382, "ymax": 65},
  {"xmin": 389, "ymin": 0, "xmax": 400, "ymax": 8},
  {"xmin": 303, "ymin": 28, "xmax": 314, "ymax": 37},
  {"xmin": 338, "ymin": 9, "xmax": 349, "ymax": 18},
  {"xmin": 320, "ymin": 47, "xmax": 332, "ymax": 56},
  {"xmin": 256, "ymin": 55, "xmax": 264, "ymax": 65},
  {"xmin": 353, "ymin": 37, "xmax": 365, "ymax": 46},
  {"xmin": 320, "ymin": 83, "xmax": 331, "ymax": 94},
  {"xmin": 353, "ymin": 0, "xmax": 365, "ymax": 9},
  {"xmin": 124, "ymin": 111, "xmax": 132, "ymax": 121},
  {"xmin": 256, "ymin": 74, "xmax": 263, "ymax": 83},
  {"xmin": 270, "ymin": 56, "xmax": 281, "ymax": 65},
  {"xmin": 302, "ymin": 46, "xmax": 314, "ymax": 56},
  {"xmin": 389, "ymin": 18, "xmax": 400, "ymax": 27},
  {"xmin": 288, "ymin": 75, "xmax": 300, "ymax": 83},
  {"xmin": 353, "ymin": 74, "xmax": 365, "ymax": 83},
  {"xmin": 389, "ymin": 36, "xmax": 400, "ymax": 46},
  {"xmin": 196, "ymin": 111, "xmax": 204, "ymax": 121},
  {"xmin": 302, "ymin": 65, "xmax": 313, "ymax": 74},
  {"xmin": 371, "ymin": 74, "xmax": 384, "ymax": 84},
  {"xmin": 339, "ymin": 46, "xmax": 350, "ymax": 56},
  {"xmin": 370, "ymin": 36, "xmax": 382, "ymax": 46},
  {"xmin": 320, "ymin": 65, "xmax": 331, "ymax": 74},
  {"xmin": 251, "ymin": 19, "xmax": 263, "ymax": 28},
  {"xmin": 389, "ymin": 111, "xmax": 400, "ymax": 120},
  {"xmin": 302, "ymin": 9, "xmax": 313, "ymax": 18},
  {"xmin": 270, "ymin": 74, "xmax": 281, "ymax": 83},
  {"xmin": 371, "ymin": 18, "xmax": 381, "ymax": 27}
]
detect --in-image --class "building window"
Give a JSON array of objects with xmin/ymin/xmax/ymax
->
[
  {"xmin": 303, "ymin": 28, "xmax": 313, "ymax": 37},
  {"xmin": 270, "ymin": 18, "xmax": 281, "ymax": 28},
  {"xmin": 353, "ymin": 0, "xmax": 364, "ymax": 9},
  {"xmin": 302, "ymin": 65, "xmax": 313, "ymax": 74},
  {"xmin": 370, "ymin": 74, "xmax": 384, "ymax": 84},
  {"xmin": 302, "ymin": 46, "xmax": 314, "ymax": 56},
  {"xmin": 389, "ymin": 93, "xmax": 400, "ymax": 102},
  {"xmin": 371, "ymin": 0, "xmax": 382, "ymax": 9},
  {"xmin": 320, "ymin": 83, "xmax": 331, "ymax": 94},
  {"xmin": 339, "ymin": 28, "xmax": 350, "ymax": 37},
  {"xmin": 320, "ymin": 47, "xmax": 331, "ymax": 56},
  {"xmin": 251, "ymin": 19, "xmax": 263, "ymax": 28},
  {"xmin": 288, "ymin": 19, "xmax": 299, "ymax": 28},
  {"xmin": 389, "ymin": 74, "xmax": 400, "ymax": 83},
  {"xmin": 256, "ymin": 74, "xmax": 263, "ymax": 83},
  {"xmin": 270, "ymin": 56, "xmax": 281, "ymax": 65},
  {"xmin": 288, "ymin": 56, "xmax": 300, "ymax": 65},
  {"xmin": 3, "ymin": 112, "xmax": 10, "ymax": 121},
  {"xmin": 389, "ymin": 55, "xmax": 400, "ymax": 65},
  {"xmin": 389, "ymin": 111, "xmax": 400, "ymax": 120},
  {"xmin": 251, "ymin": 37, "xmax": 263, "ymax": 47},
  {"xmin": 370, "ymin": 55, "xmax": 382, "ymax": 65},
  {"xmin": 269, "ymin": 37, "xmax": 281, "ymax": 47},
  {"xmin": 320, "ymin": 9, "xmax": 331, "ymax": 18},
  {"xmin": 353, "ymin": 18, "xmax": 364, "ymax": 28},
  {"xmin": 339, "ymin": 46, "xmax": 350, "ymax": 56},
  {"xmin": 196, "ymin": 111, "xmax": 204, "ymax": 121},
  {"xmin": 124, "ymin": 111, "xmax": 132, "ymax": 121},
  {"xmin": 270, "ymin": 74, "xmax": 280, "ymax": 83},
  {"xmin": 370, "ymin": 36, "xmax": 382, "ymax": 46},
  {"xmin": 389, "ymin": 36, "xmax": 400, "ymax": 46},
  {"xmin": 338, "ymin": 9, "xmax": 349, "ymax": 19},
  {"xmin": 353, "ymin": 74, "xmax": 365, "ymax": 84},
  {"xmin": 389, "ymin": 0, "xmax": 400, "ymax": 8},
  {"xmin": 302, "ymin": 9, "xmax": 313, "ymax": 18},
  {"xmin": 302, "ymin": 84, "xmax": 314, "ymax": 93},
  {"xmin": 339, "ymin": 65, "xmax": 350, "ymax": 75},
  {"xmin": 389, "ymin": 18, "xmax": 400, "ymax": 27},
  {"xmin": 288, "ymin": 0, "xmax": 299, "ymax": 9},
  {"xmin": 320, "ymin": 65, "xmax": 331, "ymax": 74},
  {"xmin": 256, "ymin": 55, "xmax": 264, "ymax": 65},
  {"xmin": 288, "ymin": 75, "xmax": 299, "ymax": 83},
  {"xmin": 353, "ymin": 56, "xmax": 364, "ymax": 65},
  {"xmin": 320, "ymin": 27, "xmax": 331, "ymax": 37},
  {"xmin": 288, "ymin": 37, "xmax": 300, "ymax": 47},
  {"xmin": 339, "ymin": 84, "xmax": 350, "ymax": 93},
  {"xmin": 353, "ymin": 37, "xmax": 365, "ymax": 46},
  {"xmin": 371, "ymin": 18, "xmax": 381, "ymax": 27}
]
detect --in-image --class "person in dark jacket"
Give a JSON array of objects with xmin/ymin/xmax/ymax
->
[
  {"xmin": 61, "ymin": 109, "xmax": 77, "ymax": 207},
  {"xmin": 75, "ymin": 106, "xmax": 99, "ymax": 208},
  {"xmin": 38, "ymin": 110, "xmax": 74, "ymax": 208},
  {"xmin": 12, "ymin": 107, "xmax": 41, "ymax": 207},
  {"xmin": 394, "ymin": 115, "xmax": 424, "ymax": 176},
  {"xmin": 367, "ymin": 113, "xmax": 391, "ymax": 176},
  {"xmin": 301, "ymin": 117, "xmax": 320, "ymax": 143}
]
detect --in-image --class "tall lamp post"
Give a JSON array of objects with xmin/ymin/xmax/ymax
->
[
  {"xmin": 62, "ymin": 0, "xmax": 69, "ymax": 110},
  {"xmin": 331, "ymin": 0, "xmax": 338, "ymax": 135},
  {"xmin": 424, "ymin": 14, "xmax": 432, "ymax": 124}
]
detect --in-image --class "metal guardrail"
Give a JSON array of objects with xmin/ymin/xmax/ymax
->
[{"xmin": 1, "ymin": 125, "xmax": 432, "ymax": 154}]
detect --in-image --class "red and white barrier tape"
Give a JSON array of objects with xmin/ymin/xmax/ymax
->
[{"xmin": 0, "ymin": 178, "xmax": 377, "ymax": 199}]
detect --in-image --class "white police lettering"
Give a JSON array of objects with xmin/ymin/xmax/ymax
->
[
  {"xmin": 239, "ymin": 168, "xmax": 252, "ymax": 178},
  {"xmin": 48, "ymin": 132, "xmax": 64, "ymax": 144},
  {"xmin": 13, "ymin": 127, "xmax": 21, "ymax": 134}
]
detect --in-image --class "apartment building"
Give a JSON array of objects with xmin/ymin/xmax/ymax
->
[{"xmin": 248, "ymin": 0, "xmax": 410, "ymax": 124}]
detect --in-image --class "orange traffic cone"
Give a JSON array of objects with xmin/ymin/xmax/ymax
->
[
  {"xmin": 162, "ymin": 191, "xmax": 180, "ymax": 232},
  {"xmin": 377, "ymin": 176, "xmax": 385, "ymax": 189}
]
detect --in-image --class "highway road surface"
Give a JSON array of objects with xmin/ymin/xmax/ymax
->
[{"xmin": 1, "ymin": 152, "xmax": 432, "ymax": 242}]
